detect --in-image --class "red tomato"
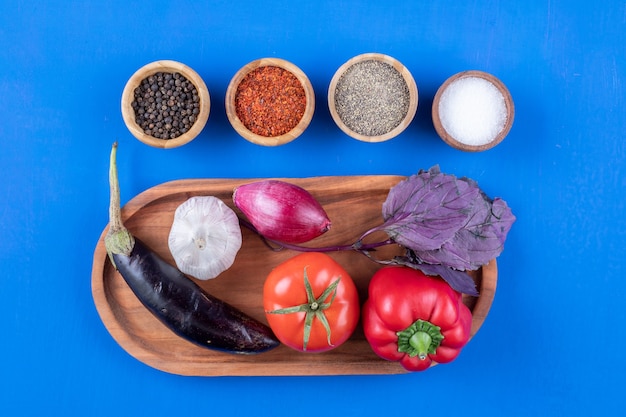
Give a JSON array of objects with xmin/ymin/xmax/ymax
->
[{"xmin": 263, "ymin": 252, "xmax": 360, "ymax": 353}]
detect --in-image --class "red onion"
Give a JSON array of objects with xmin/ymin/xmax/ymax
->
[{"xmin": 233, "ymin": 180, "xmax": 331, "ymax": 244}]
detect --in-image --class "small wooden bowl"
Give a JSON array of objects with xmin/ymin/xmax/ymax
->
[
  {"xmin": 121, "ymin": 60, "xmax": 210, "ymax": 149},
  {"xmin": 328, "ymin": 53, "xmax": 418, "ymax": 143},
  {"xmin": 432, "ymin": 70, "xmax": 514, "ymax": 152},
  {"xmin": 225, "ymin": 58, "xmax": 315, "ymax": 146}
]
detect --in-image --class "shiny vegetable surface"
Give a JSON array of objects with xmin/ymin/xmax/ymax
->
[
  {"xmin": 263, "ymin": 252, "xmax": 359, "ymax": 352},
  {"xmin": 362, "ymin": 266, "xmax": 472, "ymax": 371},
  {"xmin": 104, "ymin": 143, "xmax": 279, "ymax": 355},
  {"xmin": 233, "ymin": 180, "xmax": 331, "ymax": 244},
  {"xmin": 241, "ymin": 168, "xmax": 515, "ymax": 296}
]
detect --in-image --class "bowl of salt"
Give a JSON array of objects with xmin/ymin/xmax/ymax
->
[{"xmin": 432, "ymin": 70, "xmax": 514, "ymax": 152}]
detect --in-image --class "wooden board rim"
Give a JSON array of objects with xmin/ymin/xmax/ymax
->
[{"xmin": 91, "ymin": 176, "xmax": 497, "ymax": 376}]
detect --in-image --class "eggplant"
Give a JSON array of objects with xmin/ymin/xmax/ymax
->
[{"xmin": 104, "ymin": 143, "xmax": 279, "ymax": 355}]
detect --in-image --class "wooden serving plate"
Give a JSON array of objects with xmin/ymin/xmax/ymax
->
[{"xmin": 91, "ymin": 176, "xmax": 497, "ymax": 376}]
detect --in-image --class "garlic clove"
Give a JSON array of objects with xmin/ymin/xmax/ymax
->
[
  {"xmin": 168, "ymin": 196, "xmax": 242, "ymax": 280},
  {"xmin": 233, "ymin": 180, "xmax": 331, "ymax": 244}
]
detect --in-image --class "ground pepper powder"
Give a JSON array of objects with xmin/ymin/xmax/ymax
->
[
  {"xmin": 235, "ymin": 66, "xmax": 306, "ymax": 137},
  {"xmin": 334, "ymin": 60, "xmax": 410, "ymax": 137}
]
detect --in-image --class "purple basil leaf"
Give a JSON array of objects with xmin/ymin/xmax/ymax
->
[
  {"xmin": 377, "ymin": 166, "xmax": 515, "ymax": 294},
  {"xmin": 391, "ymin": 252, "xmax": 479, "ymax": 296},
  {"xmin": 382, "ymin": 166, "xmax": 479, "ymax": 251},
  {"xmin": 464, "ymin": 197, "xmax": 516, "ymax": 264},
  {"xmin": 415, "ymin": 193, "xmax": 492, "ymax": 269},
  {"xmin": 391, "ymin": 250, "xmax": 478, "ymax": 297},
  {"xmin": 413, "ymin": 263, "xmax": 478, "ymax": 296},
  {"xmin": 414, "ymin": 193, "xmax": 516, "ymax": 270}
]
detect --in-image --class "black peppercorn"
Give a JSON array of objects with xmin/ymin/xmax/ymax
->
[{"xmin": 132, "ymin": 71, "xmax": 200, "ymax": 139}]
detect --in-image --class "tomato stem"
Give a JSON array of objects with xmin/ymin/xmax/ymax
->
[{"xmin": 266, "ymin": 266, "xmax": 341, "ymax": 351}]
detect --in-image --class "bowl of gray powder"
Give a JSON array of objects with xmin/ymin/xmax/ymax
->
[
  {"xmin": 328, "ymin": 53, "xmax": 418, "ymax": 143},
  {"xmin": 121, "ymin": 60, "xmax": 210, "ymax": 149}
]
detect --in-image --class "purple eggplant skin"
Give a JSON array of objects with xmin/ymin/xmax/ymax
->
[
  {"xmin": 105, "ymin": 142, "xmax": 278, "ymax": 355},
  {"xmin": 112, "ymin": 237, "xmax": 280, "ymax": 354}
]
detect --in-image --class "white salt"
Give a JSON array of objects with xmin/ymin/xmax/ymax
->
[{"xmin": 438, "ymin": 76, "xmax": 507, "ymax": 146}]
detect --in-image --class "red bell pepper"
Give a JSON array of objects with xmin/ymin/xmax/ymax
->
[{"xmin": 362, "ymin": 266, "xmax": 472, "ymax": 372}]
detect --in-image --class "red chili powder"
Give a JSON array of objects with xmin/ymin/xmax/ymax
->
[{"xmin": 235, "ymin": 66, "xmax": 307, "ymax": 137}]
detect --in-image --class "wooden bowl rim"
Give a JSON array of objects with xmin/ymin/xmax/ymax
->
[
  {"xmin": 225, "ymin": 58, "xmax": 315, "ymax": 147},
  {"xmin": 327, "ymin": 53, "xmax": 419, "ymax": 143},
  {"xmin": 431, "ymin": 70, "xmax": 514, "ymax": 152},
  {"xmin": 121, "ymin": 60, "xmax": 211, "ymax": 149}
]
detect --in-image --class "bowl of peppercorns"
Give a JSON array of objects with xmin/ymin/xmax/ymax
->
[
  {"xmin": 121, "ymin": 60, "xmax": 210, "ymax": 149},
  {"xmin": 328, "ymin": 53, "xmax": 418, "ymax": 143},
  {"xmin": 225, "ymin": 58, "xmax": 315, "ymax": 146}
]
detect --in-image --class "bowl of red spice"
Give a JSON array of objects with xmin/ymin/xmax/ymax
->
[
  {"xmin": 225, "ymin": 58, "xmax": 315, "ymax": 146},
  {"xmin": 121, "ymin": 60, "xmax": 210, "ymax": 149},
  {"xmin": 432, "ymin": 70, "xmax": 514, "ymax": 152},
  {"xmin": 328, "ymin": 53, "xmax": 418, "ymax": 143}
]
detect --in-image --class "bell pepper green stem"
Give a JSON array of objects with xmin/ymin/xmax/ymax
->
[
  {"xmin": 396, "ymin": 319, "xmax": 444, "ymax": 359},
  {"xmin": 409, "ymin": 331, "xmax": 433, "ymax": 360}
]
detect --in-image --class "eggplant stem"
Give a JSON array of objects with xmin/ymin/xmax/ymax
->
[
  {"xmin": 108, "ymin": 142, "xmax": 123, "ymax": 233},
  {"xmin": 104, "ymin": 142, "xmax": 135, "ymax": 266}
]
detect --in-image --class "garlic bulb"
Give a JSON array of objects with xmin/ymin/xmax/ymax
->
[{"xmin": 168, "ymin": 196, "xmax": 242, "ymax": 280}]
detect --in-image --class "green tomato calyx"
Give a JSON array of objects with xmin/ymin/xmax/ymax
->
[
  {"xmin": 267, "ymin": 266, "xmax": 341, "ymax": 351},
  {"xmin": 396, "ymin": 319, "xmax": 444, "ymax": 360}
]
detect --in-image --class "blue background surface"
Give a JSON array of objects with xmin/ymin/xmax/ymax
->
[{"xmin": 1, "ymin": 1, "xmax": 624, "ymax": 415}]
